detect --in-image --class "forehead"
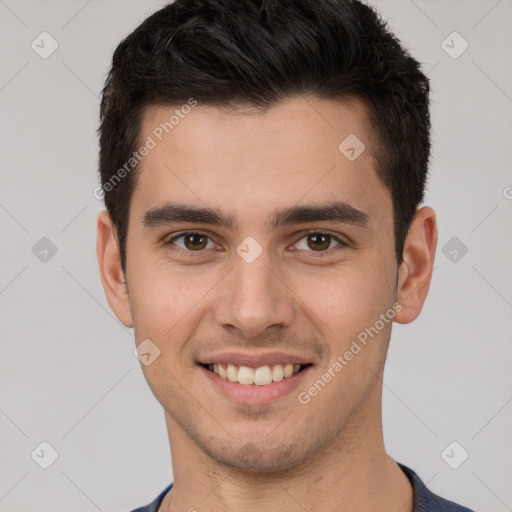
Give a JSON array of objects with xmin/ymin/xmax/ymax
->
[
  {"xmin": 140, "ymin": 95, "xmax": 375, "ymax": 162},
  {"xmin": 131, "ymin": 96, "xmax": 390, "ymax": 228}
]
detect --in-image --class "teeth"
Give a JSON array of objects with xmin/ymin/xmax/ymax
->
[
  {"xmin": 207, "ymin": 362, "xmax": 306, "ymax": 385},
  {"xmin": 238, "ymin": 366, "xmax": 254, "ymax": 385},
  {"xmin": 218, "ymin": 363, "xmax": 228, "ymax": 379},
  {"xmin": 272, "ymin": 364, "xmax": 283, "ymax": 382},
  {"xmin": 254, "ymin": 365, "xmax": 273, "ymax": 385},
  {"xmin": 227, "ymin": 363, "xmax": 238, "ymax": 382},
  {"xmin": 283, "ymin": 364, "xmax": 294, "ymax": 378}
]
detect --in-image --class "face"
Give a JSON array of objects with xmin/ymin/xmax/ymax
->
[{"xmin": 98, "ymin": 96, "xmax": 433, "ymax": 474}]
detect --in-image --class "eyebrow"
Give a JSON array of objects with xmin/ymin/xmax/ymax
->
[{"xmin": 142, "ymin": 201, "xmax": 370, "ymax": 231}]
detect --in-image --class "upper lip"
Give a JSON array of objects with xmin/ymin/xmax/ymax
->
[{"xmin": 198, "ymin": 351, "xmax": 314, "ymax": 368}]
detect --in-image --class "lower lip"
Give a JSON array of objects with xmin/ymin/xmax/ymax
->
[{"xmin": 199, "ymin": 365, "xmax": 313, "ymax": 404}]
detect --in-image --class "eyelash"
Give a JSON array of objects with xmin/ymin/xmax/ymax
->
[{"xmin": 165, "ymin": 230, "xmax": 347, "ymax": 257}]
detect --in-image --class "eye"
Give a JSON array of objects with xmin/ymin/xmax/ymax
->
[
  {"xmin": 164, "ymin": 230, "xmax": 347, "ymax": 257},
  {"xmin": 166, "ymin": 231, "xmax": 218, "ymax": 254},
  {"xmin": 293, "ymin": 232, "xmax": 345, "ymax": 253}
]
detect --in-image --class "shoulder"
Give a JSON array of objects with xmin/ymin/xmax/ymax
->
[
  {"xmin": 129, "ymin": 483, "xmax": 173, "ymax": 512},
  {"xmin": 398, "ymin": 463, "xmax": 474, "ymax": 512}
]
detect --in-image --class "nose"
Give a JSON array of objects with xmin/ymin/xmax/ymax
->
[{"xmin": 213, "ymin": 248, "xmax": 295, "ymax": 340}]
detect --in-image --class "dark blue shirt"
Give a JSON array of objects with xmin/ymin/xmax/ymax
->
[{"xmin": 130, "ymin": 462, "xmax": 474, "ymax": 511}]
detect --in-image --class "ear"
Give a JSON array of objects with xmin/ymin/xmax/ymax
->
[
  {"xmin": 394, "ymin": 206, "xmax": 437, "ymax": 324},
  {"xmin": 96, "ymin": 210, "xmax": 133, "ymax": 328}
]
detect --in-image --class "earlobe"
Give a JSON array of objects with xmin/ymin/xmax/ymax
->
[
  {"xmin": 96, "ymin": 210, "xmax": 133, "ymax": 328},
  {"xmin": 394, "ymin": 206, "xmax": 438, "ymax": 324}
]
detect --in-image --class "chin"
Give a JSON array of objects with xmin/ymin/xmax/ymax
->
[
  {"xmin": 201, "ymin": 437, "xmax": 330, "ymax": 476},
  {"xmin": 199, "ymin": 435, "xmax": 320, "ymax": 474}
]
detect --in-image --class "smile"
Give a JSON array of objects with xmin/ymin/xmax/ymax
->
[{"xmin": 204, "ymin": 363, "xmax": 309, "ymax": 385}]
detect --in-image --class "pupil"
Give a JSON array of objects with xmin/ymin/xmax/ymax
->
[
  {"xmin": 308, "ymin": 234, "xmax": 330, "ymax": 251},
  {"xmin": 185, "ymin": 234, "xmax": 207, "ymax": 250}
]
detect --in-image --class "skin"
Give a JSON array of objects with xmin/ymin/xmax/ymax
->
[{"xmin": 97, "ymin": 96, "xmax": 437, "ymax": 512}]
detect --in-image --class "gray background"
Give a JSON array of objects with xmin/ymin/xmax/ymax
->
[{"xmin": 0, "ymin": 0, "xmax": 511, "ymax": 510}]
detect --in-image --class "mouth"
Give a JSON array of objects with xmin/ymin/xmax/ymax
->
[{"xmin": 200, "ymin": 362, "xmax": 312, "ymax": 386}]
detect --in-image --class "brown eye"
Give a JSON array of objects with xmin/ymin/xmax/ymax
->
[
  {"xmin": 183, "ymin": 233, "xmax": 208, "ymax": 250},
  {"xmin": 167, "ymin": 232, "xmax": 216, "ymax": 253},
  {"xmin": 306, "ymin": 233, "xmax": 331, "ymax": 251},
  {"xmin": 294, "ymin": 232, "xmax": 344, "ymax": 253}
]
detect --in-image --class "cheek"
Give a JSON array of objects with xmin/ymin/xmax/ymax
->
[
  {"xmin": 130, "ymin": 267, "xmax": 207, "ymax": 392},
  {"xmin": 128, "ymin": 259, "xmax": 218, "ymax": 346},
  {"xmin": 292, "ymin": 265, "xmax": 394, "ymax": 412},
  {"xmin": 291, "ymin": 261, "xmax": 393, "ymax": 340}
]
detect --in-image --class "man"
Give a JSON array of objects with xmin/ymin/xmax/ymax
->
[{"xmin": 96, "ymin": 0, "xmax": 474, "ymax": 510}]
